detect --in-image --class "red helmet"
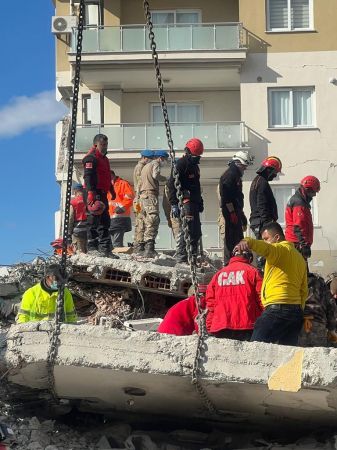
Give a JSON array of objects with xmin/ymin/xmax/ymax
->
[
  {"xmin": 88, "ymin": 200, "xmax": 106, "ymax": 216},
  {"xmin": 261, "ymin": 156, "xmax": 282, "ymax": 173},
  {"xmin": 185, "ymin": 138, "xmax": 204, "ymax": 156},
  {"xmin": 300, "ymin": 176, "xmax": 320, "ymax": 192}
]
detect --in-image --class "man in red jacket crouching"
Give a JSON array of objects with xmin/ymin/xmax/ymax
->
[
  {"xmin": 206, "ymin": 251, "xmax": 263, "ymax": 341},
  {"xmin": 157, "ymin": 274, "xmax": 214, "ymax": 336}
]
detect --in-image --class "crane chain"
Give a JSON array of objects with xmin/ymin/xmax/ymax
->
[
  {"xmin": 46, "ymin": 0, "xmax": 85, "ymax": 401},
  {"xmin": 143, "ymin": 0, "xmax": 217, "ymax": 416}
]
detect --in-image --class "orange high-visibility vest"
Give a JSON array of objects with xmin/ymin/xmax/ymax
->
[{"xmin": 107, "ymin": 177, "xmax": 135, "ymax": 218}]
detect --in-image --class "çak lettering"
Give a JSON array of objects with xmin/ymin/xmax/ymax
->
[{"xmin": 218, "ymin": 270, "xmax": 245, "ymax": 286}]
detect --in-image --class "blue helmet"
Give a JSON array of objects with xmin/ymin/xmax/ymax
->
[
  {"xmin": 72, "ymin": 182, "xmax": 83, "ymax": 190},
  {"xmin": 155, "ymin": 150, "xmax": 169, "ymax": 159},
  {"xmin": 140, "ymin": 149, "xmax": 155, "ymax": 158}
]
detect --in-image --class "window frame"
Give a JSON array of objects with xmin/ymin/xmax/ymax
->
[
  {"xmin": 271, "ymin": 184, "xmax": 319, "ymax": 227},
  {"xmin": 150, "ymin": 102, "xmax": 203, "ymax": 123},
  {"xmin": 82, "ymin": 94, "xmax": 92, "ymax": 125},
  {"xmin": 266, "ymin": 0, "xmax": 314, "ymax": 32},
  {"xmin": 268, "ymin": 86, "xmax": 315, "ymax": 129},
  {"xmin": 151, "ymin": 9, "xmax": 202, "ymax": 25}
]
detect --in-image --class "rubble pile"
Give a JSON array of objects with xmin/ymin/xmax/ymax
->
[{"xmin": 2, "ymin": 413, "xmax": 337, "ymax": 449}]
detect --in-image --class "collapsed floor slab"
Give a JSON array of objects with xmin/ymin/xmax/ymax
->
[{"xmin": 3, "ymin": 323, "xmax": 337, "ymax": 431}]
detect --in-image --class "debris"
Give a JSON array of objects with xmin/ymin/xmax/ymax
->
[{"xmin": 97, "ymin": 435, "xmax": 112, "ymax": 449}]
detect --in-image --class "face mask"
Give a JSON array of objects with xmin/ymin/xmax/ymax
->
[
  {"xmin": 50, "ymin": 281, "xmax": 58, "ymax": 291},
  {"xmin": 268, "ymin": 172, "xmax": 277, "ymax": 181},
  {"xmin": 190, "ymin": 155, "xmax": 201, "ymax": 165}
]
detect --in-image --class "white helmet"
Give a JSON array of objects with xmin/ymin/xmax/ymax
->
[{"xmin": 232, "ymin": 150, "xmax": 254, "ymax": 166}]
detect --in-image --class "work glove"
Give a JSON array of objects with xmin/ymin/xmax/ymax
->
[
  {"xmin": 229, "ymin": 211, "xmax": 239, "ymax": 225},
  {"xmin": 303, "ymin": 315, "xmax": 314, "ymax": 333},
  {"xmin": 171, "ymin": 204, "xmax": 180, "ymax": 219},
  {"xmin": 115, "ymin": 206, "xmax": 125, "ymax": 214},
  {"xmin": 327, "ymin": 330, "xmax": 337, "ymax": 343},
  {"xmin": 87, "ymin": 191, "xmax": 96, "ymax": 206},
  {"xmin": 199, "ymin": 199, "xmax": 204, "ymax": 213},
  {"xmin": 301, "ymin": 245, "xmax": 311, "ymax": 259}
]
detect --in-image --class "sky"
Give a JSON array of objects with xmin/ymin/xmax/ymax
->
[{"xmin": 0, "ymin": 1, "xmax": 67, "ymax": 265}]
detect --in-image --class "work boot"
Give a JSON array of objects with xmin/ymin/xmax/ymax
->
[
  {"xmin": 174, "ymin": 232, "xmax": 188, "ymax": 263},
  {"xmin": 133, "ymin": 242, "xmax": 145, "ymax": 256},
  {"xmin": 143, "ymin": 240, "xmax": 158, "ymax": 258},
  {"xmin": 98, "ymin": 249, "xmax": 120, "ymax": 259}
]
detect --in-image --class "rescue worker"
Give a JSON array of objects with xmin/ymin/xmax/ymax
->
[
  {"xmin": 285, "ymin": 176, "xmax": 320, "ymax": 260},
  {"xmin": 69, "ymin": 183, "xmax": 88, "ymax": 253},
  {"xmin": 298, "ymin": 273, "xmax": 337, "ymax": 347},
  {"xmin": 234, "ymin": 221, "xmax": 308, "ymax": 345},
  {"xmin": 219, "ymin": 151, "xmax": 253, "ymax": 265},
  {"xmin": 83, "ymin": 134, "xmax": 118, "ymax": 258},
  {"xmin": 133, "ymin": 150, "xmax": 155, "ymax": 255},
  {"xmin": 157, "ymin": 276, "xmax": 214, "ymax": 336},
  {"xmin": 168, "ymin": 138, "xmax": 204, "ymax": 264},
  {"xmin": 206, "ymin": 251, "xmax": 263, "ymax": 341},
  {"xmin": 16, "ymin": 264, "xmax": 77, "ymax": 323},
  {"xmin": 138, "ymin": 150, "xmax": 169, "ymax": 258},
  {"xmin": 108, "ymin": 171, "xmax": 135, "ymax": 248},
  {"xmin": 249, "ymin": 156, "xmax": 282, "ymax": 272}
]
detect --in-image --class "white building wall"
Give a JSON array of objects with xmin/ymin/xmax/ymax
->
[{"xmin": 241, "ymin": 51, "xmax": 337, "ymax": 275}]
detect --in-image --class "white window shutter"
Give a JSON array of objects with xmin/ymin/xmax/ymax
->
[
  {"xmin": 90, "ymin": 92, "xmax": 101, "ymax": 124},
  {"xmin": 291, "ymin": 0, "xmax": 309, "ymax": 29},
  {"xmin": 269, "ymin": 0, "xmax": 288, "ymax": 29}
]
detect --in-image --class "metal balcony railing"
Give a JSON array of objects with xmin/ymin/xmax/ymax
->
[
  {"xmin": 76, "ymin": 122, "xmax": 248, "ymax": 152},
  {"xmin": 72, "ymin": 23, "xmax": 245, "ymax": 53}
]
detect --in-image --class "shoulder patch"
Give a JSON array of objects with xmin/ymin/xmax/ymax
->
[{"xmin": 85, "ymin": 162, "xmax": 93, "ymax": 169}]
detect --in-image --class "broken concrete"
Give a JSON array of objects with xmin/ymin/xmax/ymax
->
[{"xmin": 3, "ymin": 323, "xmax": 337, "ymax": 431}]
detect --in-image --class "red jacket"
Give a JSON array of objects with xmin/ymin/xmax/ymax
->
[
  {"xmin": 285, "ymin": 188, "xmax": 313, "ymax": 246},
  {"xmin": 70, "ymin": 195, "xmax": 87, "ymax": 221},
  {"xmin": 83, "ymin": 147, "xmax": 111, "ymax": 193},
  {"xmin": 206, "ymin": 257, "xmax": 263, "ymax": 332},
  {"xmin": 157, "ymin": 296, "xmax": 206, "ymax": 336}
]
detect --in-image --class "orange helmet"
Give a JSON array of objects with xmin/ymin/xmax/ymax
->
[
  {"xmin": 185, "ymin": 138, "xmax": 204, "ymax": 156},
  {"xmin": 261, "ymin": 156, "xmax": 282, "ymax": 173},
  {"xmin": 300, "ymin": 176, "xmax": 320, "ymax": 192}
]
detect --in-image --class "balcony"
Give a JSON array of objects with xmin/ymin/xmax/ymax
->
[
  {"xmin": 73, "ymin": 23, "xmax": 246, "ymax": 53},
  {"xmin": 75, "ymin": 122, "xmax": 248, "ymax": 153}
]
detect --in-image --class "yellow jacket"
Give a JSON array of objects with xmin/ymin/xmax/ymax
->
[
  {"xmin": 245, "ymin": 238, "xmax": 308, "ymax": 308},
  {"xmin": 17, "ymin": 282, "xmax": 77, "ymax": 324}
]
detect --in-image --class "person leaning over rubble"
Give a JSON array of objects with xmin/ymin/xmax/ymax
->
[
  {"xmin": 83, "ymin": 134, "xmax": 118, "ymax": 258},
  {"xmin": 69, "ymin": 183, "xmax": 88, "ymax": 253},
  {"xmin": 157, "ymin": 274, "xmax": 214, "ymax": 336},
  {"xmin": 16, "ymin": 264, "xmax": 77, "ymax": 323},
  {"xmin": 298, "ymin": 273, "xmax": 337, "ymax": 347},
  {"xmin": 219, "ymin": 151, "xmax": 253, "ymax": 265},
  {"xmin": 107, "ymin": 170, "xmax": 135, "ymax": 248},
  {"xmin": 137, "ymin": 150, "xmax": 169, "ymax": 258},
  {"xmin": 205, "ymin": 251, "xmax": 263, "ymax": 341},
  {"xmin": 167, "ymin": 139, "xmax": 204, "ymax": 264},
  {"xmin": 234, "ymin": 221, "xmax": 308, "ymax": 346},
  {"xmin": 285, "ymin": 176, "xmax": 320, "ymax": 261},
  {"xmin": 133, "ymin": 150, "xmax": 155, "ymax": 255}
]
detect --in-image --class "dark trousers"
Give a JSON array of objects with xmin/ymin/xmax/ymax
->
[
  {"xmin": 223, "ymin": 214, "xmax": 243, "ymax": 265},
  {"xmin": 176, "ymin": 202, "xmax": 201, "ymax": 257},
  {"xmin": 86, "ymin": 190, "xmax": 111, "ymax": 253},
  {"xmin": 212, "ymin": 329, "xmax": 252, "ymax": 341},
  {"xmin": 251, "ymin": 304, "xmax": 304, "ymax": 346}
]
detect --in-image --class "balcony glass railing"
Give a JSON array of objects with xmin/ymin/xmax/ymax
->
[
  {"xmin": 72, "ymin": 23, "xmax": 244, "ymax": 53},
  {"xmin": 76, "ymin": 122, "xmax": 247, "ymax": 152}
]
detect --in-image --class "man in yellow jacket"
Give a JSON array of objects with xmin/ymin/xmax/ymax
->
[
  {"xmin": 17, "ymin": 264, "xmax": 77, "ymax": 323},
  {"xmin": 234, "ymin": 221, "xmax": 308, "ymax": 345}
]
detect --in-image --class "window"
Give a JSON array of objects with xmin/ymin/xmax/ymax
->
[
  {"xmin": 152, "ymin": 10, "xmax": 201, "ymax": 25},
  {"xmin": 84, "ymin": 0, "xmax": 103, "ymax": 27},
  {"xmin": 82, "ymin": 94, "xmax": 92, "ymax": 125},
  {"xmin": 267, "ymin": 0, "xmax": 313, "ymax": 31},
  {"xmin": 271, "ymin": 185, "xmax": 318, "ymax": 226},
  {"xmin": 268, "ymin": 87, "xmax": 315, "ymax": 128},
  {"xmin": 151, "ymin": 103, "xmax": 202, "ymax": 123}
]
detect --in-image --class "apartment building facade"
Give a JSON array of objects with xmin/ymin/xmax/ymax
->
[{"xmin": 53, "ymin": 0, "xmax": 337, "ymax": 276}]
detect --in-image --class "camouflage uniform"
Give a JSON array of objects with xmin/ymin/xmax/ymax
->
[
  {"xmin": 133, "ymin": 160, "xmax": 146, "ymax": 244},
  {"xmin": 217, "ymin": 184, "xmax": 225, "ymax": 244},
  {"xmin": 162, "ymin": 184, "xmax": 180, "ymax": 240},
  {"xmin": 138, "ymin": 159, "xmax": 162, "ymax": 242},
  {"xmin": 298, "ymin": 273, "xmax": 337, "ymax": 347}
]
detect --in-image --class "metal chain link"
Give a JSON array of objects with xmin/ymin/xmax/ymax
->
[
  {"xmin": 46, "ymin": 0, "xmax": 85, "ymax": 401},
  {"xmin": 143, "ymin": 0, "xmax": 217, "ymax": 416}
]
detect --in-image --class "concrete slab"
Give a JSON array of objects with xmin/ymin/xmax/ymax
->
[{"xmin": 3, "ymin": 323, "xmax": 337, "ymax": 430}]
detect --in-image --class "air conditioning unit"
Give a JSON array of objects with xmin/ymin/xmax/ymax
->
[{"xmin": 52, "ymin": 16, "xmax": 78, "ymax": 34}]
